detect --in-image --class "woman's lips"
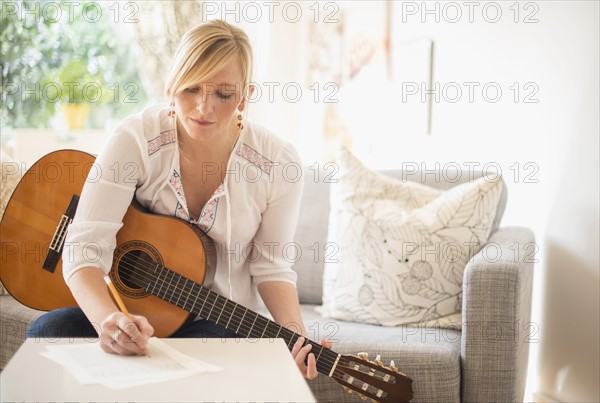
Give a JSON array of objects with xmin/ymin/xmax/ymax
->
[{"xmin": 190, "ymin": 117, "xmax": 215, "ymax": 126}]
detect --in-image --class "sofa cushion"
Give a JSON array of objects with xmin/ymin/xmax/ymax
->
[
  {"xmin": 321, "ymin": 149, "xmax": 504, "ymax": 326},
  {"xmin": 292, "ymin": 161, "xmax": 507, "ymax": 306},
  {"xmin": 301, "ymin": 304, "xmax": 461, "ymax": 402}
]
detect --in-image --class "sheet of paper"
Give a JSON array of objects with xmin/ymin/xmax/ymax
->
[{"xmin": 40, "ymin": 338, "xmax": 222, "ymax": 389}]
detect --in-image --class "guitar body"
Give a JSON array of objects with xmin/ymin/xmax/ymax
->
[
  {"xmin": 1, "ymin": 150, "xmax": 413, "ymax": 402},
  {"xmin": 1, "ymin": 150, "xmax": 83, "ymax": 310},
  {"xmin": 111, "ymin": 202, "xmax": 205, "ymax": 337},
  {"xmin": 0, "ymin": 150, "xmax": 204, "ymax": 336}
]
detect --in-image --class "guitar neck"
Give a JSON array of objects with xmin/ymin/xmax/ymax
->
[{"xmin": 141, "ymin": 263, "xmax": 339, "ymax": 377}]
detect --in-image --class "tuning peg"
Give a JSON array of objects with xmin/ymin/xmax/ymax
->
[
  {"xmin": 343, "ymin": 386, "xmax": 353, "ymax": 394},
  {"xmin": 374, "ymin": 354, "xmax": 383, "ymax": 366},
  {"xmin": 357, "ymin": 352, "xmax": 369, "ymax": 360},
  {"xmin": 388, "ymin": 359, "xmax": 401, "ymax": 373},
  {"xmin": 387, "ymin": 359, "xmax": 410, "ymax": 376}
]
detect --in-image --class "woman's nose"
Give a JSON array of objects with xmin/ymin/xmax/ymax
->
[
  {"xmin": 195, "ymin": 86, "xmax": 217, "ymax": 113},
  {"xmin": 195, "ymin": 94, "xmax": 214, "ymax": 114}
]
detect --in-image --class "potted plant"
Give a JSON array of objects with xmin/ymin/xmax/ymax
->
[{"xmin": 57, "ymin": 59, "xmax": 108, "ymax": 130}]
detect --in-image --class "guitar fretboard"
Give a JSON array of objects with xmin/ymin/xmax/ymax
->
[{"xmin": 139, "ymin": 263, "xmax": 339, "ymax": 377}]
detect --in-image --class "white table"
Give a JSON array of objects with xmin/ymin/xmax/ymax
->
[{"xmin": 1, "ymin": 338, "xmax": 316, "ymax": 402}]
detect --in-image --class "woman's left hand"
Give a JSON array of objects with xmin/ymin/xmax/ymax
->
[{"xmin": 291, "ymin": 337, "xmax": 333, "ymax": 379}]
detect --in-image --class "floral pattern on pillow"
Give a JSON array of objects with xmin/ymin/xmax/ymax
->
[{"xmin": 321, "ymin": 149, "xmax": 503, "ymax": 326}]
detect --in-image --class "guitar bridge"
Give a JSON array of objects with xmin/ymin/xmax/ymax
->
[{"xmin": 42, "ymin": 195, "xmax": 79, "ymax": 272}]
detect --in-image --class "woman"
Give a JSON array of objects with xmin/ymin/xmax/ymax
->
[{"xmin": 27, "ymin": 19, "xmax": 330, "ymax": 379}]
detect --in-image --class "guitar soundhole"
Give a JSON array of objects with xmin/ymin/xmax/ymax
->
[
  {"xmin": 120, "ymin": 250, "xmax": 154, "ymax": 289},
  {"xmin": 112, "ymin": 241, "xmax": 163, "ymax": 299}
]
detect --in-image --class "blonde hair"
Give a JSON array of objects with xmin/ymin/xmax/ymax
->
[{"xmin": 164, "ymin": 20, "xmax": 253, "ymax": 100}]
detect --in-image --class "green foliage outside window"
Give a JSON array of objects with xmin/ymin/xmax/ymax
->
[{"xmin": 1, "ymin": 0, "xmax": 149, "ymax": 133}]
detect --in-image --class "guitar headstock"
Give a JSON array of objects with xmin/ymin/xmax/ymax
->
[{"xmin": 331, "ymin": 352, "xmax": 413, "ymax": 402}]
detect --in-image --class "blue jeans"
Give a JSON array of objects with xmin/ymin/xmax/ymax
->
[{"xmin": 26, "ymin": 307, "xmax": 239, "ymax": 340}]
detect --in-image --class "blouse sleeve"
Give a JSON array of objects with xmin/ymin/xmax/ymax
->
[
  {"xmin": 248, "ymin": 142, "xmax": 304, "ymax": 286},
  {"xmin": 62, "ymin": 121, "xmax": 147, "ymax": 284}
]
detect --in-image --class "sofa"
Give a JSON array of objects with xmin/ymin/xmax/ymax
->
[{"xmin": 0, "ymin": 166, "xmax": 535, "ymax": 402}]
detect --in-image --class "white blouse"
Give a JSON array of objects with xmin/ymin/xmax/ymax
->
[{"xmin": 63, "ymin": 104, "xmax": 303, "ymax": 313}]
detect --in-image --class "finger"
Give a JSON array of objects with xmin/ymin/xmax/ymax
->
[
  {"xmin": 100, "ymin": 339, "xmax": 113, "ymax": 354},
  {"xmin": 129, "ymin": 315, "xmax": 153, "ymax": 348},
  {"xmin": 112, "ymin": 328, "xmax": 122, "ymax": 344},
  {"xmin": 98, "ymin": 312, "xmax": 138, "ymax": 355},
  {"xmin": 99, "ymin": 330, "xmax": 135, "ymax": 356},
  {"xmin": 114, "ymin": 317, "xmax": 146, "ymax": 355},
  {"xmin": 291, "ymin": 337, "xmax": 305, "ymax": 357},
  {"xmin": 321, "ymin": 339, "xmax": 333, "ymax": 349},
  {"xmin": 110, "ymin": 326, "xmax": 137, "ymax": 354},
  {"xmin": 295, "ymin": 344, "xmax": 313, "ymax": 367},
  {"xmin": 100, "ymin": 314, "xmax": 122, "ymax": 348},
  {"xmin": 306, "ymin": 353, "xmax": 318, "ymax": 379},
  {"xmin": 100, "ymin": 312, "xmax": 122, "ymax": 336},
  {"xmin": 134, "ymin": 315, "xmax": 154, "ymax": 338},
  {"xmin": 108, "ymin": 338, "xmax": 137, "ymax": 356},
  {"xmin": 116, "ymin": 316, "xmax": 140, "ymax": 340}
]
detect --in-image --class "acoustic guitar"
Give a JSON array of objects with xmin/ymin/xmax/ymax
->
[{"xmin": 0, "ymin": 150, "xmax": 413, "ymax": 402}]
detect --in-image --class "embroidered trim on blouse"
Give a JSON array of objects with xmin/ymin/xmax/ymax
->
[
  {"xmin": 170, "ymin": 169, "xmax": 223, "ymax": 233},
  {"xmin": 236, "ymin": 143, "xmax": 274, "ymax": 175},
  {"xmin": 174, "ymin": 201, "xmax": 190, "ymax": 222},
  {"xmin": 198, "ymin": 197, "xmax": 220, "ymax": 233},
  {"xmin": 148, "ymin": 130, "xmax": 176, "ymax": 156},
  {"xmin": 169, "ymin": 169, "xmax": 186, "ymax": 203}
]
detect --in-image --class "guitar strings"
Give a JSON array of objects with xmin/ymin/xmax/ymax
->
[
  {"xmin": 115, "ymin": 255, "xmax": 391, "ymax": 392},
  {"xmin": 114, "ymin": 253, "xmax": 341, "ymax": 371},
  {"xmin": 116, "ymin": 257, "xmax": 341, "ymax": 375},
  {"xmin": 115, "ymin": 255, "xmax": 299, "ymax": 343},
  {"xmin": 115, "ymin": 253, "xmax": 397, "ymax": 390},
  {"xmin": 116, "ymin": 252, "xmax": 407, "ymax": 393},
  {"xmin": 115, "ymin": 254, "xmax": 297, "ymax": 340}
]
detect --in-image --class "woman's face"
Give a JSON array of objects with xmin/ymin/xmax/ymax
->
[{"xmin": 174, "ymin": 62, "xmax": 248, "ymax": 144}]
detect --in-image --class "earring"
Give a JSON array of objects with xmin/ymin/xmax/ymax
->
[
  {"xmin": 168, "ymin": 100, "xmax": 176, "ymax": 117},
  {"xmin": 236, "ymin": 113, "xmax": 244, "ymax": 130}
]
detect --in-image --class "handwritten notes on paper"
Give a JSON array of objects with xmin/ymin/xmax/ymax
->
[{"xmin": 40, "ymin": 338, "xmax": 222, "ymax": 389}]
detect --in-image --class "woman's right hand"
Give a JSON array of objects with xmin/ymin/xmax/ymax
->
[{"xmin": 99, "ymin": 311, "xmax": 154, "ymax": 356}]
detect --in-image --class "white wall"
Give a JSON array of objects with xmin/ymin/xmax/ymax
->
[
  {"xmin": 264, "ymin": 1, "xmax": 599, "ymax": 401},
  {"xmin": 390, "ymin": 3, "xmax": 600, "ymax": 401},
  {"xmin": 389, "ymin": 2, "xmax": 598, "ymax": 401}
]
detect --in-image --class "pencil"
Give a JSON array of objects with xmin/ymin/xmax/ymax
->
[{"xmin": 104, "ymin": 275, "xmax": 150, "ymax": 356}]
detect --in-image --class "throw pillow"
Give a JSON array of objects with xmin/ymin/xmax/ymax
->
[
  {"xmin": 321, "ymin": 148, "xmax": 503, "ymax": 326},
  {"xmin": 1, "ymin": 151, "xmax": 23, "ymax": 296}
]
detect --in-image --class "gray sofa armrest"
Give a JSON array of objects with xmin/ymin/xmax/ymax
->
[{"xmin": 461, "ymin": 226, "xmax": 535, "ymax": 402}]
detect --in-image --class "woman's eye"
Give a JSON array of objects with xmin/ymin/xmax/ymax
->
[
  {"xmin": 217, "ymin": 93, "xmax": 233, "ymax": 100},
  {"xmin": 186, "ymin": 87, "xmax": 200, "ymax": 93}
]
